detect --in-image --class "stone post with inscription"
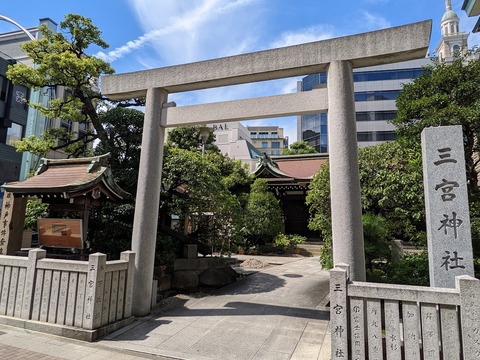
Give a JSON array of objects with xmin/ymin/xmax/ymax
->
[
  {"xmin": 0, "ymin": 192, "xmax": 27, "ymax": 255},
  {"xmin": 421, "ymin": 125, "xmax": 474, "ymax": 288},
  {"xmin": 458, "ymin": 275, "xmax": 480, "ymax": 359},
  {"xmin": 84, "ymin": 252, "xmax": 106, "ymax": 330},
  {"xmin": 330, "ymin": 264, "xmax": 349, "ymax": 360}
]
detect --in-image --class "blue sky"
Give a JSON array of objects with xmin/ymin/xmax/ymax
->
[{"xmin": 1, "ymin": 0, "xmax": 479, "ymax": 142}]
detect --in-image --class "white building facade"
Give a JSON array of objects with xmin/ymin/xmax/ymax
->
[{"xmin": 209, "ymin": 121, "xmax": 261, "ymax": 172}]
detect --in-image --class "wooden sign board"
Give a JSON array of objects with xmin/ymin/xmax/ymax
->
[{"xmin": 37, "ymin": 218, "xmax": 83, "ymax": 248}]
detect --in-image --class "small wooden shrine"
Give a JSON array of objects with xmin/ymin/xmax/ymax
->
[
  {"xmin": 0, "ymin": 154, "xmax": 130, "ymax": 256},
  {"xmin": 253, "ymin": 153, "xmax": 328, "ymax": 238}
]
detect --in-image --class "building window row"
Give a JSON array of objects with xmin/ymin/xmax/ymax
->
[
  {"xmin": 260, "ymin": 141, "xmax": 282, "ymax": 149},
  {"xmin": 353, "ymin": 68, "xmax": 424, "ymax": 82},
  {"xmin": 356, "ymin": 111, "xmax": 397, "ymax": 122},
  {"xmin": 354, "ymin": 90, "xmax": 401, "ymax": 102},
  {"xmin": 302, "ymin": 68, "xmax": 424, "ymax": 91},
  {"xmin": 357, "ymin": 131, "xmax": 396, "ymax": 142},
  {"xmin": 250, "ymin": 132, "xmax": 279, "ymax": 139}
]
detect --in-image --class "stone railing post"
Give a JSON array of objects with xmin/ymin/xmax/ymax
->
[
  {"xmin": 330, "ymin": 263, "xmax": 349, "ymax": 359},
  {"xmin": 84, "ymin": 253, "xmax": 106, "ymax": 330},
  {"xmin": 457, "ymin": 275, "xmax": 480, "ymax": 359},
  {"xmin": 120, "ymin": 251, "xmax": 135, "ymax": 318},
  {"xmin": 21, "ymin": 248, "xmax": 46, "ymax": 319}
]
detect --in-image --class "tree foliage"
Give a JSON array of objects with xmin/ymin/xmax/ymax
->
[
  {"xmin": 359, "ymin": 140, "xmax": 425, "ymax": 244},
  {"xmin": 166, "ymin": 126, "xmax": 217, "ymax": 153},
  {"xmin": 244, "ymin": 178, "xmax": 283, "ymax": 244},
  {"xmin": 283, "ymin": 141, "xmax": 317, "ymax": 155},
  {"xmin": 307, "ymin": 140, "xmax": 426, "ymax": 268},
  {"xmin": 7, "ymin": 14, "xmax": 114, "ymax": 154},
  {"xmin": 392, "ymin": 49, "xmax": 480, "ymax": 193},
  {"xmin": 94, "ymin": 107, "xmax": 145, "ymax": 196},
  {"xmin": 305, "ymin": 161, "xmax": 332, "ymax": 268}
]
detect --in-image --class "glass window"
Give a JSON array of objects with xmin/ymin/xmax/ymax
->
[
  {"xmin": 355, "ymin": 90, "xmax": 401, "ymax": 102},
  {"xmin": 320, "ymin": 134, "xmax": 328, "ymax": 146},
  {"xmin": 302, "ymin": 72, "xmax": 327, "ymax": 91},
  {"xmin": 357, "ymin": 132, "xmax": 374, "ymax": 142},
  {"xmin": 356, "ymin": 111, "xmax": 397, "ymax": 121},
  {"xmin": 353, "ymin": 68, "xmax": 424, "ymax": 82},
  {"xmin": 0, "ymin": 75, "xmax": 7, "ymax": 102},
  {"xmin": 271, "ymin": 141, "xmax": 280, "ymax": 148},
  {"xmin": 357, "ymin": 131, "xmax": 397, "ymax": 142},
  {"xmin": 78, "ymin": 122, "xmax": 88, "ymax": 131},
  {"xmin": 261, "ymin": 142, "xmax": 268, "ymax": 148},
  {"xmin": 61, "ymin": 120, "xmax": 72, "ymax": 132},
  {"xmin": 376, "ymin": 132, "xmax": 397, "ymax": 141},
  {"xmin": 320, "ymin": 113, "xmax": 328, "ymax": 125},
  {"xmin": 6, "ymin": 122, "xmax": 23, "ymax": 145}
]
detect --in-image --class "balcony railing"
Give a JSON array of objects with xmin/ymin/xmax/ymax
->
[{"xmin": 250, "ymin": 134, "xmax": 279, "ymax": 139}]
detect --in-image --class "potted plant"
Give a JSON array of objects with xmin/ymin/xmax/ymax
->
[
  {"xmin": 274, "ymin": 233, "xmax": 306, "ymax": 255},
  {"xmin": 289, "ymin": 234, "xmax": 306, "ymax": 253}
]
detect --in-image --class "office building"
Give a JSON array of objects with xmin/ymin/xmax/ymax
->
[
  {"xmin": 0, "ymin": 18, "xmax": 94, "ymax": 186},
  {"xmin": 0, "ymin": 18, "xmax": 55, "ymax": 185},
  {"xmin": 297, "ymin": 1, "xmax": 467, "ymax": 153}
]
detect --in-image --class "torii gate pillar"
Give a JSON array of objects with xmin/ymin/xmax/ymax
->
[
  {"xmin": 328, "ymin": 61, "xmax": 366, "ymax": 281},
  {"xmin": 131, "ymin": 88, "xmax": 167, "ymax": 315}
]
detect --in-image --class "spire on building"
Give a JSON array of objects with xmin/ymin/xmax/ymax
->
[{"xmin": 436, "ymin": 0, "xmax": 469, "ymax": 61}]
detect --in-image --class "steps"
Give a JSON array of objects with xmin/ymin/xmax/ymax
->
[{"xmin": 298, "ymin": 242, "xmax": 323, "ymax": 257}]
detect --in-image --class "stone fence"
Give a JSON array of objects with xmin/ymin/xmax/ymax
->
[
  {"xmin": 330, "ymin": 264, "xmax": 480, "ymax": 360},
  {"xmin": 0, "ymin": 249, "xmax": 135, "ymax": 341}
]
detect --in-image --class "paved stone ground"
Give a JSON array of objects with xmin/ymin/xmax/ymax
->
[
  {"xmin": 0, "ymin": 255, "xmax": 331, "ymax": 360},
  {"xmin": 0, "ymin": 325, "xmax": 173, "ymax": 359},
  {"xmin": 102, "ymin": 256, "xmax": 332, "ymax": 360}
]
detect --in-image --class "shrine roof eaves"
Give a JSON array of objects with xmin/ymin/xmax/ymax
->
[{"xmin": 1, "ymin": 154, "xmax": 130, "ymax": 201}]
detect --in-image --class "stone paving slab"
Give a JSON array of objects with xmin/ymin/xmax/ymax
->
[
  {"xmin": 102, "ymin": 256, "xmax": 331, "ymax": 360},
  {"xmin": 0, "ymin": 324, "xmax": 173, "ymax": 359}
]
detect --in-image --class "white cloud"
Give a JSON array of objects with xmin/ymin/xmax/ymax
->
[
  {"xmin": 362, "ymin": 11, "xmax": 391, "ymax": 31},
  {"xmin": 269, "ymin": 25, "xmax": 336, "ymax": 48},
  {"xmin": 97, "ymin": 0, "xmax": 261, "ymax": 64}
]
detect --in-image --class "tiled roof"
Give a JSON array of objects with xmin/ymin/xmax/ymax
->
[
  {"xmin": 2, "ymin": 154, "xmax": 130, "ymax": 202},
  {"xmin": 254, "ymin": 153, "xmax": 328, "ymax": 180},
  {"xmin": 275, "ymin": 156, "xmax": 328, "ymax": 179}
]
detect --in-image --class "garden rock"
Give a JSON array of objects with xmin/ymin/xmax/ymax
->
[{"xmin": 199, "ymin": 267, "xmax": 237, "ymax": 287}]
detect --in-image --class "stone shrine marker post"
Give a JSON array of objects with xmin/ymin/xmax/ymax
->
[{"xmin": 422, "ymin": 125, "xmax": 475, "ymax": 288}]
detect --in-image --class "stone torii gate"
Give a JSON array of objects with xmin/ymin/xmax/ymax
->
[{"xmin": 101, "ymin": 20, "xmax": 432, "ymax": 316}]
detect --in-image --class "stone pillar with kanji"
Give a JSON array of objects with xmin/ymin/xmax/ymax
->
[{"xmin": 0, "ymin": 192, "xmax": 27, "ymax": 255}]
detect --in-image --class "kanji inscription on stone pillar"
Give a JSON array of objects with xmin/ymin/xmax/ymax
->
[{"xmin": 422, "ymin": 125, "xmax": 474, "ymax": 288}]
